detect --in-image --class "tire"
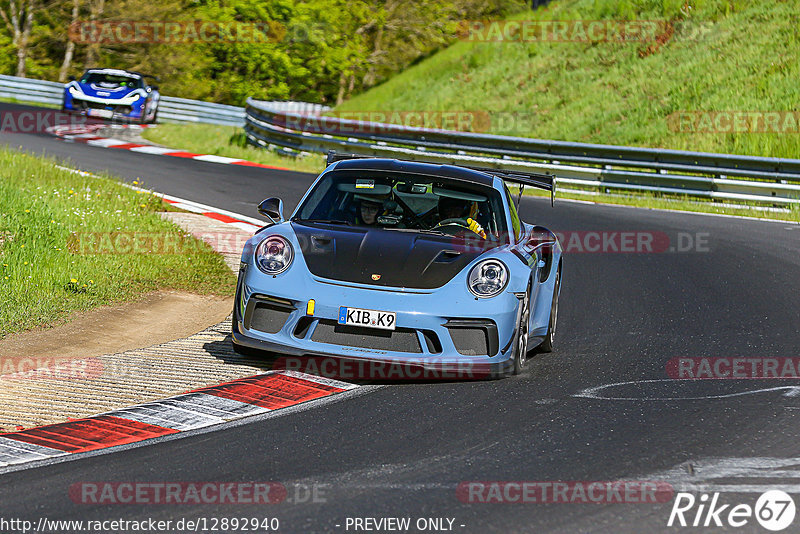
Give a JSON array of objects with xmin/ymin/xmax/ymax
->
[
  {"xmin": 512, "ymin": 283, "xmax": 532, "ymax": 375},
  {"xmin": 538, "ymin": 267, "xmax": 560, "ymax": 353},
  {"xmin": 232, "ymin": 341, "xmax": 263, "ymax": 358}
]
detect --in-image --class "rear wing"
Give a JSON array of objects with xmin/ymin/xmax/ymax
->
[{"xmin": 326, "ymin": 151, "xmax": 555, "ymax": 206}]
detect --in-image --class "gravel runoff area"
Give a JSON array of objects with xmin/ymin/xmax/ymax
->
[{"xmin": 0, "ymin": 213, "xmax": 267, "ymax": 430}]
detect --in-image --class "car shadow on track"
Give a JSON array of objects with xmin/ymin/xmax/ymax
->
[{"xmin": 202, "ymin": 336, "xmax": 557, "ymax": 386}]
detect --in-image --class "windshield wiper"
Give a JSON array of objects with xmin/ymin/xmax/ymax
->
[
  {"xmin": 387, "ymin": 228, "xmax": 450, "ymax": 237},
  {"xmin": 297, "ymin": 218, "xmax": 353, "ymax": 226}
]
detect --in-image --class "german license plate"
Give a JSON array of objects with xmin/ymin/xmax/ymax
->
[
  {"xmin": 338, "ymin": 306, "xmax": 396, "ymax": 331},
  {"xmin": 88, "ymin": 109, "xmax": 113, "ymax": 118}
]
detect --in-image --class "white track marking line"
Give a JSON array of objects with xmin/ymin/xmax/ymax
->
[
  {"xmin": 192, "ymin": 154, "xmax": 243, "ymax": 164},
  {"xmin": 279, "ymin": 370, "xmax": 360, "ymax": 390},
  {"xmin": 106, "ymin": 404, "xmax": 226, "ymax": 432},
  {"xmin": 160, "ymin": 393, "xmax": 270, "ymax": 418},
  {"xmin": 229, "ymin": 221, "xmax": 262, "ymax": 232},
  {"xmin": 168, "ymin": 202, "xmax": 207, "ymax": 214},
  {"xmin": 0, "ymin": 437, "xmax": 67, "ymax": 467},
  {"xmin": 85, "ymin": 138, "xmax": 129, "ymax": 147},
  {"xmin": 128, "ymin": 145, "xmax": 177, "ymax": 155},
  {"xmin": 645, "ymin": 457, "xmax": 800, "ymax": 493}
]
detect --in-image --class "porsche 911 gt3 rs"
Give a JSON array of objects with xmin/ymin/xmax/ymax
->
[{"xmin": 232, "ymin": 153, "xmax": 562, "ymax": 378}]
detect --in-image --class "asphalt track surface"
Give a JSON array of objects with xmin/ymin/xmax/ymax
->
[{"xmin": 2, "ymin": 102, "xmax": 800, "ymax": 533}]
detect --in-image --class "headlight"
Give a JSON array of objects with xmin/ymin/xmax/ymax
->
[
  {"xmin": 467, "ymin": 259, "xmax": 508, "ymax": 298},
  {"xmin": 255, "ymin": 235, "xmax": 293, "ymax": 275}
]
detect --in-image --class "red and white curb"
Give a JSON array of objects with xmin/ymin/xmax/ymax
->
[
  {"xmin": 159, "ymin": 196, "xmax": 263, "ymax": 233},
  {"xmin": 0, "ymin": 371, "xmax": 357, "ymax": 468},
  {"xmin": 47, "ymin": 124, "xmax": 289, "ymax": 170}
]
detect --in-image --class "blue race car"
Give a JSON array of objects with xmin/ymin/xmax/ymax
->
[
  {"xmin": 232, "ymin": 153, "xmax": 562, "ymax": 379},
  {"xmin": 63, "ymin": 68, "xmax": 160, "ymax": 124}
]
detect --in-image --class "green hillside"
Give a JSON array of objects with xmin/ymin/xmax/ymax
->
[{"xmin": 335, "ymin": 0, "xmax": 800, "ymax": 159}]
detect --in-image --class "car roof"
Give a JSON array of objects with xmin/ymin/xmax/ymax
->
[
  {"xmin": 331, "ymin": 158, "xmax": 496, "ymax": 188},
  {"xmin": 84, "ymin": 68, "xmax": 142, "ymax": 79}
]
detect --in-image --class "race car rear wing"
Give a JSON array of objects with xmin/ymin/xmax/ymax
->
[{"xmin": 326, "ymin": 151, "xmax": 556, "ymax": 206}]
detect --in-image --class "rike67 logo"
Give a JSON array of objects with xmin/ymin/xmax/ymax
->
[{"xmin": 668, "ymin": 490, "xmax": 796, "ymax": 531}]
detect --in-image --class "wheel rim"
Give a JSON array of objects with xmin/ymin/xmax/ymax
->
[
  {"xmin": 517, "ymin": 293, "xmax": 530, "ymax": 367},
  {"xmin": 549, "ymin": 272, "xmax": 560, "ymax": 345}
]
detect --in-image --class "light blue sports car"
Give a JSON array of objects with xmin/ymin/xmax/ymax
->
[{"xmin": 232, "ymin": 153, "xmax": 562, "ymax": 379}]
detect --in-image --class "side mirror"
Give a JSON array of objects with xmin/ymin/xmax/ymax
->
[
  {"xmin": 68, "ymin": 75, "xmax": 76, "ymax": 81},
  {"xmin": 258, "ymin": 197, "xmax": 284, "ymax": 224},
  {"xmin": 150, "ymin": 85, "xmax": 159, "ymax": 91}
]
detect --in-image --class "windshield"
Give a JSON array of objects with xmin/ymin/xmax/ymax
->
[
  {"xmin": 80, "ymin": 72, "xmax": 143, "ymax": 89},
  {"xmin": 293, "ymin": 169, "xmax": 509, "ymax": 243}
]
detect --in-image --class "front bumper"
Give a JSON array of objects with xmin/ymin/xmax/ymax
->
[
  {"xmin": 232, "ymin": 265, "xmax": 527, "ymax": 379},
  {"xmin": 64, "ymin": 94, "xmax": 144, "ymax": 120}
]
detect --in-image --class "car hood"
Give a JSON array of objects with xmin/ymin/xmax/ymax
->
[
  {"xmin": 291, "ymin": 221, "xmax": 492, "ymax": 289},
  {"xmin": 76, "ymin": 83, "xmax": 139, "ymax": 98}
]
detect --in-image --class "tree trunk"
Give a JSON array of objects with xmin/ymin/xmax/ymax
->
[
  {"xmin": 362, "ymin": 0, "xmax": 400, "ymax": 88},
  {"xmin": 15, "ymin": 0, "xmax": 34, "ymax": 77},
  {"xmin": 335, "ymin": 71, "xmax": 346, "ymax": 106},
  {"xmin": 346, "ymin": 72, "xmax": 355, "ymax": 100},
  {"xmin": 83, "ymin": 0, "xmax": 104, "ymax": 68},
  {"xmin": 362, "ymin": 24, "xmax": 383, "ymax": 88},
  {"xmin": 0, "ymin": 0, "xmax": 36, "ymax": 77},
  {"xmin": 58, "ymin": 0, "xmax": 80, "ymax": 82}
]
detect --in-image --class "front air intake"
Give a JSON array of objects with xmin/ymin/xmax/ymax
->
[
  {"xmin": 444, "ymin": 319, "xmax": 499, "ymax": 356},
  {"xmin": 245, "ymin": 296, "xmax": 295, "ymax": 334}
]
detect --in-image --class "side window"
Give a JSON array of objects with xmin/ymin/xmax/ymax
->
[{"xmin": 504, "ymin": 186, "xmax": 521, "ymax": 242}]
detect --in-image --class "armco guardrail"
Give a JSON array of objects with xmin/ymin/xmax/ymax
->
[
  {"xmin": 156, "ymin": 95, "xmax": 243, "ymax": 126},
  {"xmin": 245, "ymin": 98, "xmax": 800, "ymax": 206},
  {"xmin": 0, "ymin": 74, "xmax": 244, "ymax": 126},
  {"xmin": 0, "ymin": 74, "xmax": 64, "ymax": 106}
]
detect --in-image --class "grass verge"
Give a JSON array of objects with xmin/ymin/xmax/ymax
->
[
  {"xmin": 0, "ymin": 148, "xmax": 235, "ymax": 338},
  {"xmin": 141, "ymin": 122, "xmax": 326, "ymax": 174},
  {"xmin": 335, "ymin": 0, "xmax": 800, "ymax": 159},
  {"xmin": 0, "ymin": 96, "xmax": 59, "ymax": 108}
]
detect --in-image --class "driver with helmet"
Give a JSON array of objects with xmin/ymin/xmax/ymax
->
[{"xmin": 436, "ymin": 196, "xmax": 486, "ymax": 239}]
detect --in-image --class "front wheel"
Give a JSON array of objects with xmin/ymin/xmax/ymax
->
[
  {"xmin": 512, "ymin": 285, "xmax": 531, "ymax": 375},
  {"xmin": 537, "ymin": 268, "xmax": 560, "ymax": 353}
]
